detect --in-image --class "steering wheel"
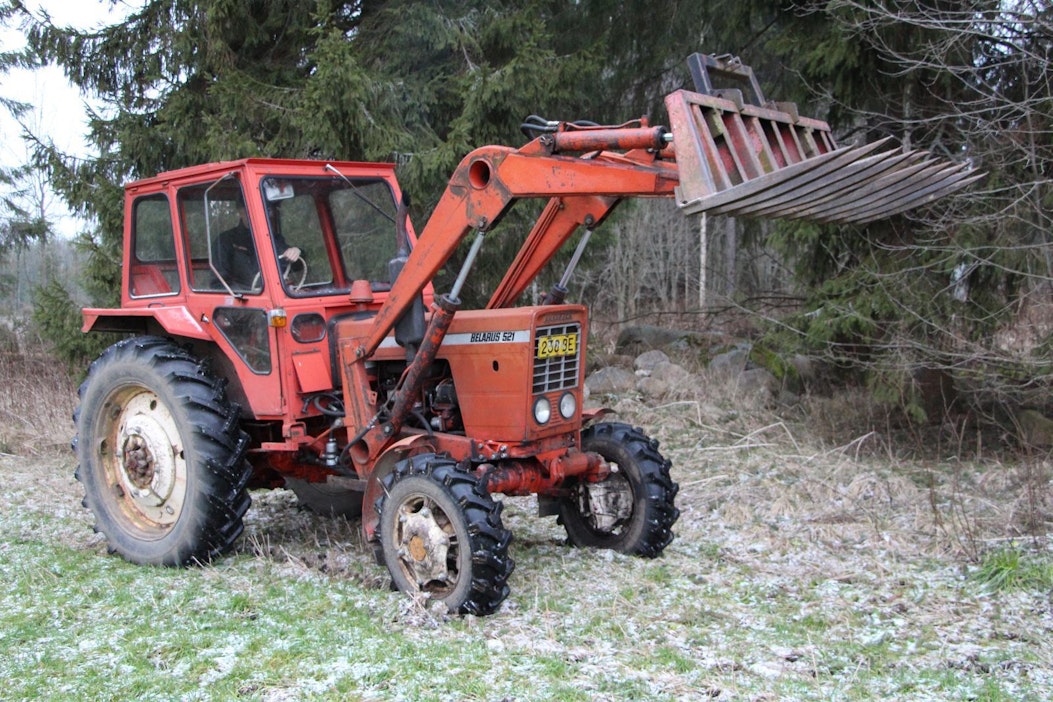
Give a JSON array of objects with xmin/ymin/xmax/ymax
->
[{"xmin": 281, "ymin": 256, "xmax": 308, "ymax": 291}]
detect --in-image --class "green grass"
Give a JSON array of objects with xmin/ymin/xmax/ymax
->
[
  {"xmin": 974, "ymin": 547, "xmax": 1053, "ymax": 593},
  {"xmin": 3, "ymin": 429, "xmax": 1053, "ymax": 701}
]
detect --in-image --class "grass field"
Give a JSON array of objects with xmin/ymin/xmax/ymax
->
[{"xmin": 1, "ymin": 363, "xmax": 1052, "ymax": 700}]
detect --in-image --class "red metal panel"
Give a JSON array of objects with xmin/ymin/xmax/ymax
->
[{"xmin": 291, "ymin": 350, "xmax": 331, "ymax": 394}]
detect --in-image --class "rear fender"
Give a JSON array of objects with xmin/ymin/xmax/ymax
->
[
  {"xmin": 82, "ymin": 307, "xmax": 209, "ymax": 339},
  {"xmin": 83, "ymin": 309, "xmax": 250, "ymax": 415}
]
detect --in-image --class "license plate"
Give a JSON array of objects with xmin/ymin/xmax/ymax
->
[{"xmin": 537, "ymin": 333, "xmax": 578, "ymax": 359}]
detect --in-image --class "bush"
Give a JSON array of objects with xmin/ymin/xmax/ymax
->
[
  {"xmin": 0, "ymin": 331, "xmax": 78, "ymax": 455},
  {"xmin": 32, "ymin": 279, "xmax": 117, "ymax": 373}
]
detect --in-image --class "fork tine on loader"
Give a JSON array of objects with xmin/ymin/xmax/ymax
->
[{"xmin": 666, "ymin": 55, "xmax": 979, "ymax": 224}]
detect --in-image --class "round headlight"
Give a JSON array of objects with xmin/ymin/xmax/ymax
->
[
  {"xmin": 533, "ymin": 397, "xmax": 551, "ymax": 424},
  {"xmin": 559, "ymin": 392, "xmax": 577, "ymax": 419}
]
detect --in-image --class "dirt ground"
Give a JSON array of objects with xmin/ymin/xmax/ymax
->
[{"xmin": 3, "ymin": 375, "xmax": 1053, "ymax": 699}]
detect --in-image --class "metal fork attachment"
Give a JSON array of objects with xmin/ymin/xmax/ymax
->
[{"xmin": 666, "ymin": 53, "xmax": 981, "ymax": 224}]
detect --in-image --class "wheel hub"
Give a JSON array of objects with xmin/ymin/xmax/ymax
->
[
  {"xmin": 396, "ymin": 503, "xmax": 452, "ymax": 586},
  {"xmin": 581, "ymin": 472, "xmax": 633, "ymax": 532},
  {"xmin": 106, "ymin": 389, "xmax": 187, "ymax": 527},
  {"xmin": 121, "ymin": 435, "xmax": 155, "ymax": 488}
]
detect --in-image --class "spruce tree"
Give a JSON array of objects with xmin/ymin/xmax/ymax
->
[
  {"xmin": 20, "ymin": 0, "xmax": 1026, "ymax": 422},
  {"xmin": 11, "ymin": 0, "xmax": 725, "ymax": 323}
]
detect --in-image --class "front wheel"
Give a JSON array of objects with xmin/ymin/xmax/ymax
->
[
  {"xmin": 73, "ymin": 336, "xmax": 252, "ymax": 565},
  {"xmin": 560, "ymin": 422, "xmax": 679, "ymax": 557},
  {"xmin": 377, "ymin": 454, "xmax": 514, "ymax": 615}
]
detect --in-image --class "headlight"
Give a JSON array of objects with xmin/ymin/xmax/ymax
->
[
  {"xmin": 558, "ymin": 392, "xmax": 577, "ymax": 419},
  {"xmin": 533, "ymin": 397, "xmax": 551, "ymax": 424}
]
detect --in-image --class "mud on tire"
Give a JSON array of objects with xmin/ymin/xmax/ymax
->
[
  {"xmin": 560, "ymin": 422, "xmax": 679, "ymax": 557},
  {"xmin": 73, "ymin": 336, "xmax": 252, "ymax": 566},
  {"xmin": 377, "ymin": 454, "xmax": 514, "ymax": 615}
]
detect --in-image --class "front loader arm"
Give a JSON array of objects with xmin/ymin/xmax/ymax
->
[
  {"xmin": 487, "ymin": 193, "xmax": 618, "ymax": 310},
  {"xmin": 341, "ymin": 129, "xmax": 680, "ymax": 466},
  {"xmin": 366, "ymin": 70, "xmax": 981, "ymax": 354},
  {"xmin": 360, "ymin": 133, "xmax": 680, "ymax": 358},
  {"xmin": 344, "ymin": 53, "xmax": 979, "ymax": 466}
]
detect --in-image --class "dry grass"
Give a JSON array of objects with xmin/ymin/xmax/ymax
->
[
  {"xmin": 3, "ymin": 347, "xmax": 1052, "ymax": 699},
  {"xmin": 629, "ymin": 367, "xmax": 1053, "ymax": 553},
  {"xmin": 0, "ymin": 350, "xmax": 79, "ymax": 456}
]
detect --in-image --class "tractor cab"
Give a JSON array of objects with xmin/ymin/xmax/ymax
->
[{"xmin": 88, "ymin": 159, "xmax": 430, "ymax": 424}]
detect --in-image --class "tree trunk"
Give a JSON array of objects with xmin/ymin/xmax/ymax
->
[
  {"xmin": 724, "ymin": 217, "xmax": 737, "ymax": 297},
  {"xmin": 699, "ymin": 213, "xmax": 708, "ymax": 310}
]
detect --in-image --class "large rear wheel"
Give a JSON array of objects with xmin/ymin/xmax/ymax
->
[
  {"xmin": 560, "ymin": 422, "xmax": 679, "ymax": 557},
  {"xmin": 73, "ymin": 336, "xmax": 252, "ymax": 565},
  {"xmin": 377, "ymin": 454, "xmax": 514, "ymax": 615}
]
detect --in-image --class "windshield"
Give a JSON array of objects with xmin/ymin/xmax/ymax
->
[{"xmin": 260, "ymin": 176, "xmax": 400, "ymax": 296}]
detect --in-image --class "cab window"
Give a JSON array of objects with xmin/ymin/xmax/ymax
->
[
  {"xmin": 260, "ymin": 176, "xmax": 398, "ymax": 296},
  {"xmin": 179, "ymin": 183, "xmax": 262, "ymax": 294},
  {"xmin": 129, "ymin": 194, "xmax": 179, "ymax": 298}
]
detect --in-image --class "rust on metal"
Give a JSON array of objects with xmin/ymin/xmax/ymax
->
[
  {"xmin": 552, "ymin": 126, "xmax": 668, "ymax": 154},
  {"xmin": 122, "ymin": 435, "xmax": 154, "ymax": 488}
]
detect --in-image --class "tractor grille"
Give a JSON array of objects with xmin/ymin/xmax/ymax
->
[{"xmin": 532, "ymin": 323, "xmax": 581, "ymax": 393}]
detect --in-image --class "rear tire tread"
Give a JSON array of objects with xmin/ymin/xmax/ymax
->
[{"xmin": 74, "ymin": 336, "xmax": 252, "ymax": 566}]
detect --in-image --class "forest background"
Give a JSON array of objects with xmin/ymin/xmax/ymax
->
[
  {"xmin": 1, "ymin": 3, "xmax": 1053, "ymax": 698},
  {"xmin": 1, "ymin": 0, "xmax": 1052, "ymax": 434}
]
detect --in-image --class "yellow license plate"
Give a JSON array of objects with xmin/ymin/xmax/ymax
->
[{"xmin": 537, "ymin": 333, "xmax": 578, "ymax": 359}]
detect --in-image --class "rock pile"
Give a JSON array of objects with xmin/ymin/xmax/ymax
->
[{"xmin": 585, "ymin": 344, "xmax": 783, "ymax": 404}]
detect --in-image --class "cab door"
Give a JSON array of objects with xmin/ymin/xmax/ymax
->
[{"xmin": 175, "ymin": 177, "xmax": 286, "ymax": 417}]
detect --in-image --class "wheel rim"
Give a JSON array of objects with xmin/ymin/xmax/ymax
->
[
  {"xmin": 574, "ymin": 470, "xmax": 634, "ymax": 536},
  {"xmin": 391, "ymin": 492, "xmax": 460, "ymax": 596},
  {"xmin": 98, "ymin": 386, "xmax": 187, "ymax": 534}
]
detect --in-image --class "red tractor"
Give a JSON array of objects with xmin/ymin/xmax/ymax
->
[{"xmin": 73, "ymin": 54, "xmax": 975, "ymax": 614}]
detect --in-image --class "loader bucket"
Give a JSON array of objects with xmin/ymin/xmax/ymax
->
[{"xmin": 666, "ymin": 54, "xmax": 980, "ymax": 224}]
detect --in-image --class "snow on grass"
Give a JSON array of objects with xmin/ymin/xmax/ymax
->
[{"xmin": 1, "ymin": 389, "xmax": 1052, "ymax": 700}]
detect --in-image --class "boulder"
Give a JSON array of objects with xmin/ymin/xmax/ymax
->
[
  {"xmin": 709, "ymin": 345, "xmax": 751, "ymax": 375},
  {"xmin": 637, "ymin": 360, "xmax": 693, "ymax": 398},
  {"xmin": 739, "ymin": 367, "xmax": 777, "ymax": 398},
  {"xmin": 585, "ymin": 367, "xmax": 636, "ymax": 395},
  {"xmin": 615, "ymin": 325, "xmax": 708, "ymax": 355},
  {"xmin": 634, "ymin": 349, "xmax": 670, "ymax": 373}
]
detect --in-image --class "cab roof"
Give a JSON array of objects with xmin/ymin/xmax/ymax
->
[{"xmin": 124, "ymin": 157, "xmax": 397, "ymax": 193}]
